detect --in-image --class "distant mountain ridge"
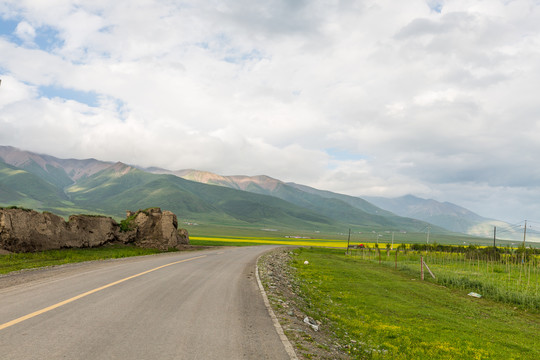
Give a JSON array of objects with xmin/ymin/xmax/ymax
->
[
  {"xmin": 0, "ymin": 145, "xmax": 442, "ymax": 234},
  {"xmin": 1, "ymin": 145, "xmax": 524, "ymax": 240},
  {"xmin": 363, "ymin": 195, "xmax": 537, "ymax": 242},
  {"xmin": 145, "ymin": 167, "xmax": 434, "ymax": 231},
  {"xmin": 1, "ymin": 146, "xmax": 343, "ymax": 229},
  {"xmin": 147, "ymin": 168, "xmax": 534, "ymax": 241},
  {"xmin": 0, "ymin": 145, "xmax": 113, "ymax": 183},
  {"xmin": 363, "ymin": 195, "xmax": 488, "ymax": 234}
]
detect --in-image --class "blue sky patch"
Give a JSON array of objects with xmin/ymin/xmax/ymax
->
[
  {"xmin": 0, "ymin": 18, "xmax": 63, "ymax": 51},
  {"xmin": 0, "ymin": 18, "xmax": 18, "ymax": 36},
  {"xmin": 426, "ymin": 0, "xmax": 444, "ymax": 13},
  {"xmin": 0, "ymin": 18, "xmax": 22, "ymax": 46},
  {"xmin": 196, "ymin": 41, "xmax": 209, "ymax": 49},
  {"xmin": 39, "ymin": 85, "xmax": 99, "ymax": 107},
  {"xmin": 224, "ymin": 49, "xmax": 264, "ymax": 64},
  {"xmin": 326, "ymin": 148, "xmax": 368, "ymax": 162},
  {"xmin": 34, "ymin": 26, "xmax": 63, "ymax": 52}
]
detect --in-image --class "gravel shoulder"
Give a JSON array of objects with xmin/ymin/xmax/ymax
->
[{"xmin": 258, "ymin": 247, "xmax": 349, "ymax": 360}]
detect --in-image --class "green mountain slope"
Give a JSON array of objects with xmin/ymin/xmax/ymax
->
[
  {"xmin": 286, "ymin": 182, "xmax": 394, "ymax": 216},
  {"xmin": 65, "ymin": 165, "xmax": 220, "ymax": 218},
  {"xmin": 17, "ymin": 158, "xmax": 74, "ymax": 188},
  {"xmin": 65, "ymin": 164, "xmax": 339, "ymax": 229},
  {"xmin": 152, "ymin": 170, "xmax": 443, "ymax": 233},
  {"xmin": 0, "ymin": 162, "xmax": 83, "ymax": 214}
]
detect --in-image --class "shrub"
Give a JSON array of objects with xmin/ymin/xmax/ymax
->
[{"xmin": 120, "ymin": 213, "xmax": 138, "ymax": 232}]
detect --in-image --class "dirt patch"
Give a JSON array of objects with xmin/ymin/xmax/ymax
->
[{"xmin": 258, "ymin": 247, "xmax": 349, "ymax": 359}]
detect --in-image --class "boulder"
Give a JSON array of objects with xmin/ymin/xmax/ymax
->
[
  {"xmin": 128, "ymin": 208, "xmax": 189, "ymax": 251},
  {"xmin": 178, "ymin": 228, "xmax": 190, "ymax": 244}
]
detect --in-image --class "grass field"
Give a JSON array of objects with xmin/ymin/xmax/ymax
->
[
  {"xmin": 0, "ymin": 245, "xmax": 167, "ymax": 274},
  {"xmin": 290, "ymin": 247, "xmax": 540, "ymax": 359}
]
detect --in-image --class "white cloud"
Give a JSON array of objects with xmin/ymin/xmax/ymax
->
[
  {"xmin": 1, "ymin": 0, "xmax": 540, "ymax": 223},
  {"xmin": 14, "ymin": 21, "xmax": 35, "ymax": 44}
]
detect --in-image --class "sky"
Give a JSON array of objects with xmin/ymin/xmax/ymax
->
[{"xmin": 0, "ymin": 0, "xmax": 539, "ymax": 225}]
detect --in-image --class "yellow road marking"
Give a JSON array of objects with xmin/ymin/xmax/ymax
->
[{"xmin": 0, "ymin": 254, "xmax": 207, "ymax": 331}]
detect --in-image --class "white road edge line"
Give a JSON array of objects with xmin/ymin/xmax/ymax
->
[{"xmin": 255, "ymin": 254, "xmax": 298, "ymax": 360}]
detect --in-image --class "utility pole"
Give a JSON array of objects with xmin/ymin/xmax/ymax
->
[
  {"xmin": 426, "ymin": 226, "xmax": 431, "ymax": 244},
  {"xmin": 391, "ymin": 231, "xmax": 395, "ymax": 250},
  {"xmin": 493, "ymin": 226, "xmax": 496, "ymax": 248}
]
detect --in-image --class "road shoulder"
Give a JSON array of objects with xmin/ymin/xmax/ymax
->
[{"xmin": 257, "ymin": 247, "xmax": 348, "ymax": 360}]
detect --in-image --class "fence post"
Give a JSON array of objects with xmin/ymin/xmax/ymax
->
[
  {"xmin": 423, "ymin": 258, "xmax": 436, "ymax": 279},
  {"xmin": 421, "ymin": 255, "xmax": 424, "ymax": 280}
]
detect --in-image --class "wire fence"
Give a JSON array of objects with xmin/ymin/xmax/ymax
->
[{"xmin": 348, "ymin": 244, "xmax": 540, "ymax": 311}]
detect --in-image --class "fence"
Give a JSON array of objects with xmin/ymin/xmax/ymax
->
[{"xmin": 347, "ymin": 244, "xmax": 540, "ymax": 310}]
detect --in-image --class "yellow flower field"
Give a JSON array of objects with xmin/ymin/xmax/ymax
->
[{"xmin": 191, "ymin": 236, "xmax": 392, "ymax": 249}]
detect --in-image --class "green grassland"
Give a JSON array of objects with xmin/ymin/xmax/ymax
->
[
  {"xmin": 290, "ymin": 247, "xmax": 540, "ymax": 359},
  {"xmin": 355, "ymin": 246, "xmax": 540, "ymax": 310}
]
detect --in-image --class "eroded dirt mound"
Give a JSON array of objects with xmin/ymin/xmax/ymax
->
[{"xmin": 0, "ymin": 207, "xmax": 189, "ymax": 252}]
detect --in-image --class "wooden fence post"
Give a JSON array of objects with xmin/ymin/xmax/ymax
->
[
  {"xmin": 421, "ymin": 256, "xmax": 424, "ymax": 280},
  {"xmin": 419, "ymin": 257, "xmax": 436, "ymax": 280}
]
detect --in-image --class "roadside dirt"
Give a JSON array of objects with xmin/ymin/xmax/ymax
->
[{"xmin": 258, "ymin": 247, "xmax": 349, "ymax": 360}]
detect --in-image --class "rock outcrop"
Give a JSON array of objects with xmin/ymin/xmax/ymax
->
[
  {"xmin": 120, "ymin": 208, "xmax": 189, "ymax": 251},
  {"xmin": 0, "ymin": 207, "xmax": 189, "ymax": 253}
]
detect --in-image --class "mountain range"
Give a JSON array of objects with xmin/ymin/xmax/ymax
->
[
  {"xmin": 363, "ymin": 195, "xmax": 489, "ymax": 234},
  {"xmin": 0, "ymin": 145, "xmax": 526, "ymax": 240},
  {"xmin": 150, "ymin": 167, "xmax": 531, "ymax": 241}
]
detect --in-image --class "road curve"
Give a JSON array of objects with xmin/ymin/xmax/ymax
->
[{"xmin": 0, "ymin": 246, "xmax": 292, "ymax": 359}]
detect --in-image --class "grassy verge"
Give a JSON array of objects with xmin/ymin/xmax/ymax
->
[
  {"xmin": 357, "ymin": 248, "xmax": 540, "ymax": 311},
  {"xmin": 291, "ymin": 247, "xmax": 540, "ymax": 359},
  {"xmin": 0, "ymin": 245, "xmax": 169, "ymax": 275}
]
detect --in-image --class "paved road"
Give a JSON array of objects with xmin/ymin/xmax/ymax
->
[{"xmin": 0, "ymin": 246, "xmax": 292, "ymax": 359}]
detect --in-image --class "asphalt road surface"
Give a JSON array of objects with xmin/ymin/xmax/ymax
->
[{"xmin": 0, "ymin": 246, "xmax": 292, "ymax": 359}]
